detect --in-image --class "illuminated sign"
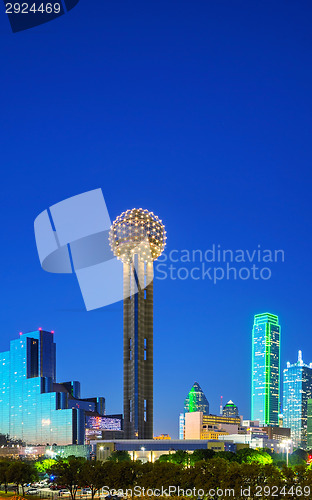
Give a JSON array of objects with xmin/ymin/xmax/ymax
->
[
  {"xmin": 86, "ymin": 416, "xmax": 121, "ymax": 431},
  {"xmin": 85, "ymin": 429, "xmax": 102, "ymax": 439}
]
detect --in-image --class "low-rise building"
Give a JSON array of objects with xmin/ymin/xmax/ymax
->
[
  {"xmin": 93, "ymin": 439, "xmax": 229, "ymax": 462},
  {"xmin": 217, "ymin": 433, "xmax": 293, "ymax": 454},
  {"xmin": 184, "ymin": 411, "xmax": 241, "ymax": 439}
]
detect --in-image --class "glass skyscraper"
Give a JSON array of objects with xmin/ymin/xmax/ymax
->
[
  {"xmin": 0, "ymin": 330, "xmax": 105, "ymax": 445},
  {"xmin": 251, "ymin": 313, "xmax": 281, "ymax": 426},
  {"xmin": 307, "ymin": 399, "xmax": 312, "ymax": 449},
  {"xmin": 184, "ymin": 382, "xmax": 209, "ymax": 415},
  {"xmin": 283, "ymin": 351, "xmax": 312, "ymax": 449}
]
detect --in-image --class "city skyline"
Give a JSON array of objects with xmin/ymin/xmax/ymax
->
[
  {"xmin": 1, "ymin": 319, "xmax": 312, "ymax": 444},
  {"xmin": 0, "ymin": 0, "xmax": 312, "ymax": 439}
]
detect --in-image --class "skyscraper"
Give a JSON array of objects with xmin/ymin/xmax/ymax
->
[
  {"xmin": 307, "ymin": 399, "xmax": 312, "ymax": 449},
  {"xmin": 251, "ymin": 313, "xmax": 281, "ymax": 426},
  {"xmin": 283, "ymin": 351, "xmax": 312, "ymax": 449},
  {"xmin": 0, "ymin": 330, "xmax": 106, "ymax": 445},
  {"xmin": 109, "ymin": 208, "xmax": 166, "ymax": 439},
  {"xmin": 223, "ymin": 400, "xmax": 239, "ymax": 418},
  {"xmin": 184, "ymin": 382, "xmax": 209, "ymax": 415}
]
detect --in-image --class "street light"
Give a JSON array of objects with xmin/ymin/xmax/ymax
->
[{"xmin": 280, "ymin": 439, "xmax": 291, "ymax": 466}]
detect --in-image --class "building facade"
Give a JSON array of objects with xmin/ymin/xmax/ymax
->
[
  {"xmin": 0, "ymin": 330, "xmax": 106, "ymax": 445},
  {"xmin": 223, "ymin": 400, "xmax": 239, "ymax": 417},
  {"xmin": 184, "ymin": 382, "xmax": 209, "ymax": 415},
  {"xmin": 184, "ymin": 411, "xmax": 241, "ymax": 440},
  {"xmin": 251, "ymin": 313, "xmax": 281, "ymax": 426},
  {"xmin": 179, "ymin": 413, "xmax": 185, "ymax": 440},
  {"xmin": 307, "ymin": 399, "xmax": 312, "ymax": 449},
  {"xmin": 109, "ymin": 209, "xmax": 166, "ymax": 439},
  {"xmin": 94, "ymin": 439, "xmax": 229, "ymax": 462},
  {"xmin": 283, "ymin": 351, "xmax": 312, "ymax": 449}
]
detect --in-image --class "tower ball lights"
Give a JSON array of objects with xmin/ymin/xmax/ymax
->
[
  {"xmin": 109, "ymin": 208, "xmax": 166, "ymax": 439},
  {"xmin": 109, "ymin": 208, "xmax": 166, "ymax": 263}
]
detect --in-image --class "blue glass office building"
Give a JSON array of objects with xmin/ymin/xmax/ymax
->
[
  {"xmin": 251, "ymin": 313, "xmax": 281, "ymax": 426},
  {"xmin": 0, "ymin": 330, "xmax": 105, "ymax": 445},
  {"xmin": 283, "ymin": 351, "xmax": 312, "ymax": 449}
]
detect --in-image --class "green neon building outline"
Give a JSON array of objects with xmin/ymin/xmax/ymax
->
[
  {"xmin": 189, "ymin": 386, "xmax": 197, "ymax": 412},
  {"xmin": 252, "ymin": 313, "xmax": 280, "ymax": 426}
]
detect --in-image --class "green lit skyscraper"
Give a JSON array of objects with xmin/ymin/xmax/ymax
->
[
  {"xmin": 251, "ymin": 313, "xmax": 281, "ymax": 426},
  {"xmin": 184, "ymin": 382, "xmax": 209, "ymax": 415}
]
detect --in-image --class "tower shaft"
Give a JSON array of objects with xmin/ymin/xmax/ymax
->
[{"xmin": 123, "ymin": 255, "xmax": 154, "ymax": 439}]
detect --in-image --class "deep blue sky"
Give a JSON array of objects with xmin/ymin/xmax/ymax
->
[{"xmin": 0, "ymin": 1, "xmax": 312, "ymax": 438}]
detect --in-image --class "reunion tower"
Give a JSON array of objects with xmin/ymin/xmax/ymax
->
[{"xmin": 109, "ymin": 208, "xmax": 166, "ymax": 439}]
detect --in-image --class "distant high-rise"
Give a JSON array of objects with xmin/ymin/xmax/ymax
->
[
  {"xmin": 179, "ymin": 413, "xmax": 185, "ymax": 440},
  {"xmin": 223, "ymin": 400, "xmax": 239, "ymax": 418},
  {"xmin": 283, "ymin": 351, "xmax": 312, "ymax": 449},
  {"xmin": 184, "ymin": 382, "xmax": 209, "ymax": 415},
  {"xmin": 109, "ymin": 208, "xmax": 166, "ymax": 439},
  {"xmin": 251, "ymin": 313, "xmax": 281, "ymax": 426}
]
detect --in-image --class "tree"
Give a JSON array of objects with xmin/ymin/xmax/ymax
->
[
  {"xmin": 50, "ymin": 456, "xmax": 86, "ymax": 500},
  {"xmin": 193, "ymin": 457, "xmax": 229, "ymax": 493},
  {"xmin": 215, "ymin": 451, "xmax": 237, "ymax": 462},
  {"xmin": 0, "ymin": 460, "xmax": 10, "ymax": 493},
  {"xmin": 190, "ymin": 448, "xmax": 215, "ymax": 464},
  {"xmin": 261, "ymin": 464, "xmax": 284, "ymax": 500},
  {"xmin": 35, "ymin": 458, "xmax": 57, "ymax": 475},
  {"xmin": 159, "ymin": 450, "xmax": 189, "ymax": 465},
  {"xmin": 138, "ymin": 462, "xmax": 182, "ymax": 490},
  {"xmin": 80, "ymin": 462, "xmax": 108, "ymax": 499},
  {"xmin": 289, "ymin": 449, "xmax": 308, "ymax": 466},
  {"xmin": 235, "ymin": 447, "xmax": 272, "ymax": 464},
  {"xmin": 107, "ymin": 451, "xmax": 131, "ymax": 463},
  {"xmin": 7, "ymin": 461, "xmax": 37, "ymax": 495}
]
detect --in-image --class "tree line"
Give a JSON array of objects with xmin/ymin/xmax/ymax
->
[{"xmin": 0, "ymin": 448, "xmax": 311, "ymax": 500}]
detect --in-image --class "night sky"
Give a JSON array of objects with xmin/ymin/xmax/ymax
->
[{"xmin": 0, "ymin": 0, "xmax": 312, "ymax": 438}]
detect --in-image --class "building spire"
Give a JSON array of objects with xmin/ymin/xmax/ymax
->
[{"xmin": 298, "ymin": 350, "xmax": 303, "ymax": 365}]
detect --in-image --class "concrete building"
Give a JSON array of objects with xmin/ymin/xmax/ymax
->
[
  {"xmin": 93, "ymin": 439, "xmax": 242, "ymax": 462},
  {"xmin": 251, "ymin": 313, "xmax": 281, "ymax": 426},
  {"xmin": 154, "ymin": 434, "xmax": 171, "ymax": 440},
  {"xmin": 109, "ymin": 209, "xmax": 166, "ymax": 439},
  {"xmin": 217, "ymin": 433, "xmax": 292, "ymax": 454},
  {"xmin": 184, "ymin": 411, "xmax": 241, "ymax": 440},
  {"xmin": 262, "ymin": 426, "xmax": 291, "ymax": 442}
]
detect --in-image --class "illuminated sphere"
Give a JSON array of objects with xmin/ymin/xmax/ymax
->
[{"xmin": 109, "ymin": 208, "xmax": 166, "ymax": 263}]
